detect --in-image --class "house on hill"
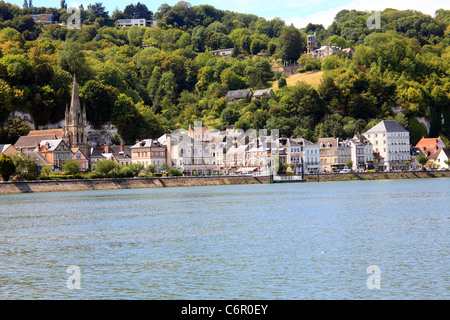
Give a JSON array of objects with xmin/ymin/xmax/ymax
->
[
  {"xmin": 306, "ymin": 32, "xmax": 353, "ymax": 59},
  {"xmin": 252, "ymin": 89, "xmax": 274, "ymax": 101},
  {"xmin": 117, "ymin": 19, "xmax": 157, "ymax": 28},
  {"xmin": 210, "ymin": 48, "xmax": 234, "ymax": 57},
  {"xmin": 31, "ymin": 14, "xmax": 54, "ymax": 25},
  {"xmin": 225, "ymin": 89, "xmax": 253, "ymax": 103}
]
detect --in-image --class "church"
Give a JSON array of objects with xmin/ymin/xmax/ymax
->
[
  {"xmin": 14, "ymin": 74, "xmax": 90, "ymax": 170},
  {"xmin": 62, "ymin": 74, "xmax": 89, "ymax": 156}
]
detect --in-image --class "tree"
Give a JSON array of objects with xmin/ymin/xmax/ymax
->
[
  {"xmin": 81, "ymin": 80, "xmax": 120, "ymax": 128},
  {"xmin": 0, "ymin": 117, "xmax": 32, "ymax": 144},
  {"xmin": 416, "ymin": 153, "xmax": 429, "ymax": 170},
  {"xmin": 0, "ymin": 154, "xmax": 15, "ymax": 182},
  {"xmin": 12, "ymin": 154, "xmax": 39, "ymax": 180},
  {"xmin": 124, "ymin": 2, "xmax": 153, "ymax": 19},
  {"xmin": 250, "ymin": 39, "xmax": 267, "ymax": 55},
  {"xmin": 277, "ymin": 162, "xmax": 288, "ymax": 174},
  {"xmin": 169, "ymin": 168, "xmax": 182, "ymax": 176},
  {"xmin": 221, "ymin": 107, "xmax": 240, "ymax": 127},
  {"xmin": 86, "ymin": 2, "xmax": 109, "ymax": 22},
  {"xmin": 345, "ymin": 160, "xmax": 353, "ymax": 170},
  {"xmin": 94, "ymin": 159, "xmax": 118, "ymax": 177},
  {"xmin": 63, "ymin": 160, "xmax": 81, "ymax": 178},
  {"xmin": 58, "ymin": 41, "xmax": 89, "ymax": 80},
  {"xmin": 278, "ymin": 77, "xmax": 287, "ymax": 88},
  {"xmin": 278, "ymin": 25, "xmax": 305, "ymax": 64}
]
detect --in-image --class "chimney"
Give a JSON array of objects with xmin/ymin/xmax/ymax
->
[
  {"xmin": 120, "ymin": 142, "xmax": 125, "ymax": 153},
  {"xmin": 104, "ymin": 143, "xmax": 110, "ymax": 153},
  {"xmin": 135, "ymin": 139, "xmax": 140, "ymax": 144}
]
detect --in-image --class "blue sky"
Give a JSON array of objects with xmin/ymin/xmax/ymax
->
[{"xmin": 7, "ymin": 0, "xmax": 449, "ymax": 28}]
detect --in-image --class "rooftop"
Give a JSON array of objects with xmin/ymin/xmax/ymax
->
[
  {"xmin": 364, "ymin": 120, "xmax": 409, "ymax": 134},
  {"xmin": 225, "ymin": 89, "xmax": 253, "ymax": 100}
]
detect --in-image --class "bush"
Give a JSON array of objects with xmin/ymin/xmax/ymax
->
[
  {"xmin": 25, "ymin": 173, "xmax": 37, "ymax": 181},
  {"xmin": 153, "ymin": 173, "xmax": 162, "ymax": 177},
  {"xmin": 86, "ymin": 172, "xmax": 105, "ymax": 179},
  {"xmin": 169, "ymin": 168, "xmax": 182, "ymax": 176},
  {"xmin": 49, "ymin": 175, "xmax": 68, "ymax": 180},
  {"xmin": 119, "ymin": 166, "xmax": 134, "ymax": 178}
]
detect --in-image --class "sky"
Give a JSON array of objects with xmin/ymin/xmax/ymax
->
[{"xmin": 7, "ymin": 0, "xmax": 450, "ymax": 28}]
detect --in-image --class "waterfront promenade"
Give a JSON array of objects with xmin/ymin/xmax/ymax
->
[{"xmin": 0, "ymin": 171, "xmax": 449, "ymax": 194}]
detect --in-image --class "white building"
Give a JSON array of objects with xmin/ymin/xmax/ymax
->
[
  {"xmin": 288, "ymin": 138, "xmax": 321, "ymax": 173},
  {"xmin": 210, "ymin": 48, "xmax": 234, "ymax": 57},
  {"xmin": 363, "ymin": 120, "xmax": 410, "ymax": 171},
  {"xmin": 117, "ymin": 19, "xmax": 157, "ymax": 28},
  {"xmin": 436, "ymin": 149, "xmax": 450, "ymax": 169},
  {"xmin": 347, "ymin": 134, "xmax": 374, "ymax": 171}
]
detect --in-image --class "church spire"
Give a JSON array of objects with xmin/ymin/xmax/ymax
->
[
  {"xmin": 70, "ymin": 73, "xmax": 81, "ymax": 121},
  {"xmin": 63, "ymin": 73, "xmax": 88, "ymax": 155}
]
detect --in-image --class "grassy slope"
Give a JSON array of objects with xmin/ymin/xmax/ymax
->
[{"xmin": 272, "ymin": 71, "xmax": 324, "ymax": 90}]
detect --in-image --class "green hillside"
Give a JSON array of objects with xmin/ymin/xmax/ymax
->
[{"xmin": 0, "ymin": 2, "xmax": 449, "ymax": 145}]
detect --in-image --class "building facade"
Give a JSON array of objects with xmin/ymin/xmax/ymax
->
[
  {"xmin": 117, "ymin": 19, "xmax": 157, "ymax": 28},
  {"xmin": 363, "ymin": 120, "xmax": 410, "ymax": 171},
  {"xmin": 131, "ymin": 139, "xmax": 167, "ymax": 168},
  {"xmin": 318, "ymin": 137, "xmax": 351, "ymax": 172},
  {"xmin": 347, "ymin": 134, "xmax": 373, "ymax": 171}
]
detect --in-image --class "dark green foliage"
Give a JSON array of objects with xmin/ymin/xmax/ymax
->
[
  {"xmin": 0, "ymin": 153, "xmax": 15, "ymax": 181},
  {"xmin": 0, "ymin": 117, "xmax": 31, "ymax": 144},
  {"xmin": 0, "ymin": 4, "xmax": 449, "ymax": 145},
  {"xmin": 278, "ymin": 25, "xmax": 305, "ymax": 63}
]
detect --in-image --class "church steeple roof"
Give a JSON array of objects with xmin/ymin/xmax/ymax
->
[{"xmin": 70, "ymin": 74, "xmax": 81, "ymax": 118}]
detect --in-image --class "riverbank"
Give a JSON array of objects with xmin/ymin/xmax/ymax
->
[
  {"xmin": 0, "ymin": 175, "xmax": 271, "ymax": 194},
  {"xmin": 304, "ymin": 170, "xmax": 450, "ymax": 182},
  {"xmin": 0, "ymin": 171, "xmax": 449, "ymax": 194}
]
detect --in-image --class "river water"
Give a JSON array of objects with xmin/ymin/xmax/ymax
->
[{"xmin": 0, "ymin": 178, "xmax": 448, "ymax": 300}]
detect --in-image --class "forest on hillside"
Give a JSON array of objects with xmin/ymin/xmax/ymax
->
[{"xmin": 0, "ymin": 1, "xmax": 449, "ymax": 145}]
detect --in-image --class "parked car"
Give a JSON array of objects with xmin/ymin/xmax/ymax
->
[
  {"xmin": 339, "ymin": 169, "xmax": 351, "ymax": 173},
  {"xmin": 364, "ymin": 170, "xmax": 375, "ymax": 173}
]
